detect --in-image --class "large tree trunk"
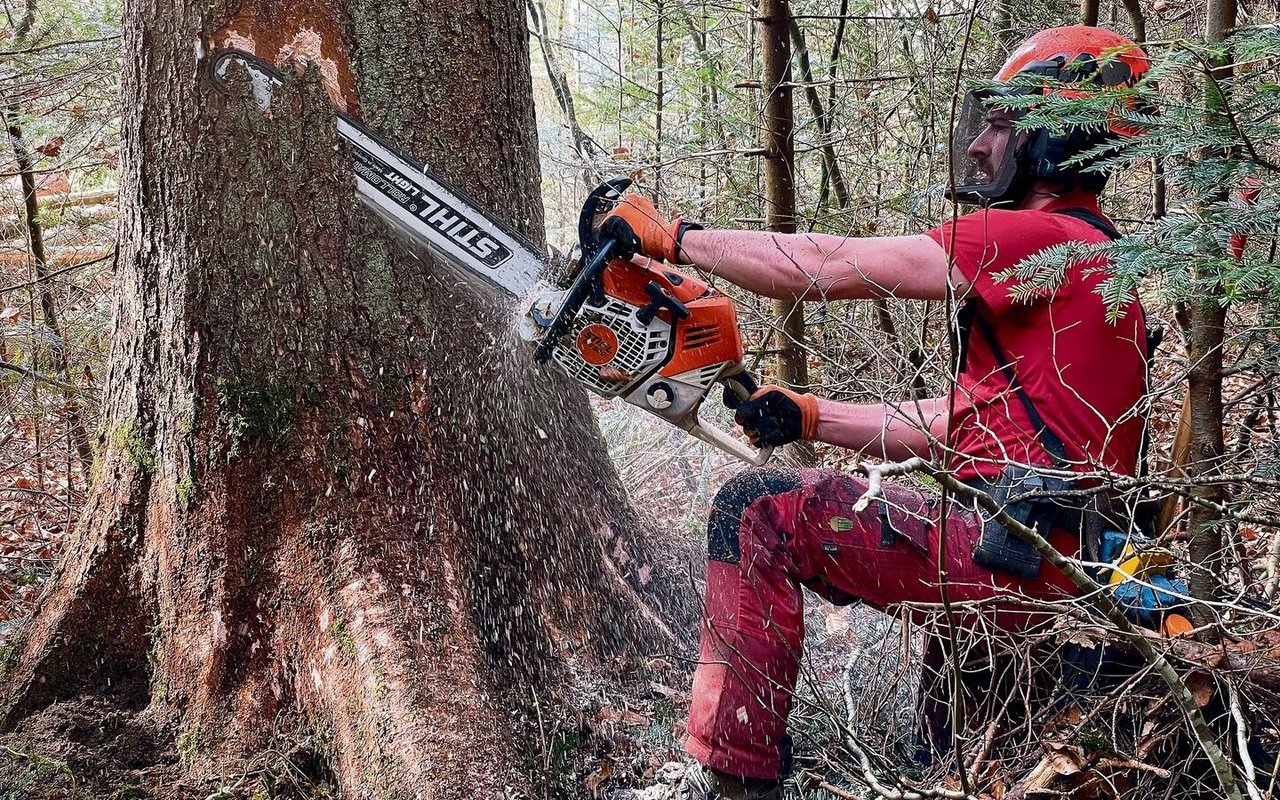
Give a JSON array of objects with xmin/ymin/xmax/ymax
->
[{"xmin": 0, "ymin": 1, "xmax": 688, "ymax": 795}]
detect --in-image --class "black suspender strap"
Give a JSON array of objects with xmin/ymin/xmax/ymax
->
[
  {"xmin": 971, "ymin": 312, "xmax": 1072, "ymax": 466},
  {"xmin": 1053, "ymin": 207, "xmax": 1122, "ymax": 241},
  {"xmin": 953, "ymin": 206, "xmax": 1125, "ymax": 467}
]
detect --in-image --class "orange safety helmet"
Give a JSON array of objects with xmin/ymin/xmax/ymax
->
[{"xmin": 951, "ymin": 26, "xmax": 1151, "ymax": 205}]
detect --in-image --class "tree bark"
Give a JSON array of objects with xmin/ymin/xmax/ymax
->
[
  {"xmin": 1081, "ymin": 0, "xmax": 1101, "ymax": 26},
  {"xmin": 1121, "ymin": 0, "xmax": 1147, "ymax": 42},
  {"xmin": 0, "ymin": 1, "xmax": 688, "ymax": 795}
]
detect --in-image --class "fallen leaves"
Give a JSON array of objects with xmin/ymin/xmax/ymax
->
[
  {"xmin": 583, "ymin": 761, "xmax": 612, "ymax": 797},
  {"xmin": 1184, "ymin": 670, "xmax": 1216, "ymax": 707},
  {"xmin": 648, "ymin": 681, "xmax": 688, "ymax": 704},
  {"xmin": 35, "ymin": 136, "xmax": 64, "ymax": 158}
]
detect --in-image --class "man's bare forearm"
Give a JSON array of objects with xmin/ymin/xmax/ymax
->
[
  {"xmin": 813, "ymin": 397, "xmax": 948, "ymax": 461},
  {"xmin": 678, "ymin": 229, "xmax": 966, "ymax": 302}
]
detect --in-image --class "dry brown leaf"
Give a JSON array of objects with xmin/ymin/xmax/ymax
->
[
  {"xmin": 621, "ymin": 710, "xmax": 651, "ymax": 727},
  {"xmin": 36, "ymin": 136, "xmax": 65, "ymax": 157},
  {"xmin": 978, "ymin": 760, "xmax": 1008, "ymax": 799},
  {"xmin": 1044, "ymin": 740, "xmax": 1085, "ymax": 776},
  {"xmin": 1048, "ymin": 751, "xmax": 1083, "ymax": 776},
  {"xmin": 1058, "ymin": 627, "xmax": 1101, "ymax": 648},
  {"xmin": 584, "ymin": 762, "xmax": 612, "ymax": 797},
  {"xmin": 1185, "ymin": 671, "xmax": 1215, "ymax": 707},
  {"xmin": 649, "ymin": 681, "xmax": 688, "ymax": 703}
]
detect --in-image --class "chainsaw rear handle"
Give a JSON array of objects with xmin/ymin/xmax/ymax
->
[{"xmin": 712, "ymin": 369, "xmax": 775, "ymax": 465}]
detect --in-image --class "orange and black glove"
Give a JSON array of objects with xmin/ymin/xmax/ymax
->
[
  {"xmin": 727, "ymin": 386, "xmax": 819, "ymax": 447},
  {"xmin": 601, "ymin": 194, "xmax": 702, "ymax": 264}
]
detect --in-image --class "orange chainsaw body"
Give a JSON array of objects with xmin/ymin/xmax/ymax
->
[{"xmin": 576, "ymin": 256, "xmax": 746, "ymax": 382}]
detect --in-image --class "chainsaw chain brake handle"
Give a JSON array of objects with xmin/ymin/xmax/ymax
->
[
  {"xmin": 578, "ymin": 176, "xmax": 634, "ymax": 276},
  {"xmin": 533, "ymin": 177, "xmax": 633, "ymax": 363}
]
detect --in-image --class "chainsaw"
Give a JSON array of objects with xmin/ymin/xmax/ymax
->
[
  {"xmin": 519, "ymin": 178, "xmax": 772, "ymax": 466},
  {"xmin": 209, "ymin": 50, "xmax": 771, "ymax": 465}
]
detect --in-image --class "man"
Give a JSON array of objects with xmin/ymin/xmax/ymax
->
[{"xmin": 604, "ymin": 26, "xmax": 1151, "ymax": 800}]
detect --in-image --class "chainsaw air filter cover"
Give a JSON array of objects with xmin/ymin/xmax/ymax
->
[{"xmin": 554, "ymin": 296, "xmax": 673, "ymax": 397}]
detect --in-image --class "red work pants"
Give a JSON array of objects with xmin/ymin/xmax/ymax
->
[{"xmin": 685, "ymin": 468, "xmax": 1080, "ymax": 779}]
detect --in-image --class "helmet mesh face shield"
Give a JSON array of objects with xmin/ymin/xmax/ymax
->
[{"xmin": 949, "ymin": 90, "xmax": 1023, "ymax": 205}]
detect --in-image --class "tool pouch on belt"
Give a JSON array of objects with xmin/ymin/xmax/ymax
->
[{"xmin": 971, "ymin": 466, "xmax": 1078, "ymax": 580}]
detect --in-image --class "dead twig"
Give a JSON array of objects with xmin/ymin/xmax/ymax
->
[{"xmin": 862, "ymin": 456, "xmax": 1245, "ymax": 800}]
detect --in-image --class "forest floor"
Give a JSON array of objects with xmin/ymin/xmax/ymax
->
[{"xmin": 0, "ymin": 393, "xmax": 912, "ymax": 799}]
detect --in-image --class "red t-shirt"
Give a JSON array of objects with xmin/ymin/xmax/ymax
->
[{"xmin": 925, "ymin": 192, "xmax": 1147, "ymax": 482}]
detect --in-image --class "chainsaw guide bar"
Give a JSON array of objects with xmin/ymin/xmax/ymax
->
[
  {"xmin": 209, "ymin": 48, "xmax": 545, "ymax": 301},
  {"xmin": 210, "ymin": 49, "xmax": 771, "ymax": 466}
]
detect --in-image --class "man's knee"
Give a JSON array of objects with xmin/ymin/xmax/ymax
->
[{"xmin": 707, "ymin": 468, "xmax": 802, "ymax": 564}]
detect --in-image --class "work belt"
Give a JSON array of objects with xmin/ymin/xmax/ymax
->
[{"xmin": 963, "ymin": 470, "xmax": 1082, "ymax": 580}]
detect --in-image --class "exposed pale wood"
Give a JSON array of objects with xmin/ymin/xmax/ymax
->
[
  {"xmin": 0, "ymin": 247, "xmax": 110, "ymax": 268},
  {"xmin": 1155, "ymin": 393, "xmax": 1192, "ymax": 536}
]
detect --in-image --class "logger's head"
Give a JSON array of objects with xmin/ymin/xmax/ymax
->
[{"xmin": 950, "ymin": 25, "xmax": 1150, "ymax": 206}]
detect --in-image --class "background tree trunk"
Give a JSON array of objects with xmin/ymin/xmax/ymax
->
[
  {"xmin": 0, "ymin": 0, "xmax": 689, "ymax": 795},
  {"xmin": 1185, "ymin": 0, "xmax": 1237, "ymax": 614},
  {"xmin": 759, "ymin": 0, "xmax": 812, "ymax": 463},
  {"xmin": 1081, "ymin": 0, "xmax": 1101, "ymax": 26}
]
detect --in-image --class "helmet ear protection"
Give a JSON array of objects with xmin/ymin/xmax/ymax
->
[{"xmin": 1017, "ymin": 54, "xmax": 1117, "ymax": 183}]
